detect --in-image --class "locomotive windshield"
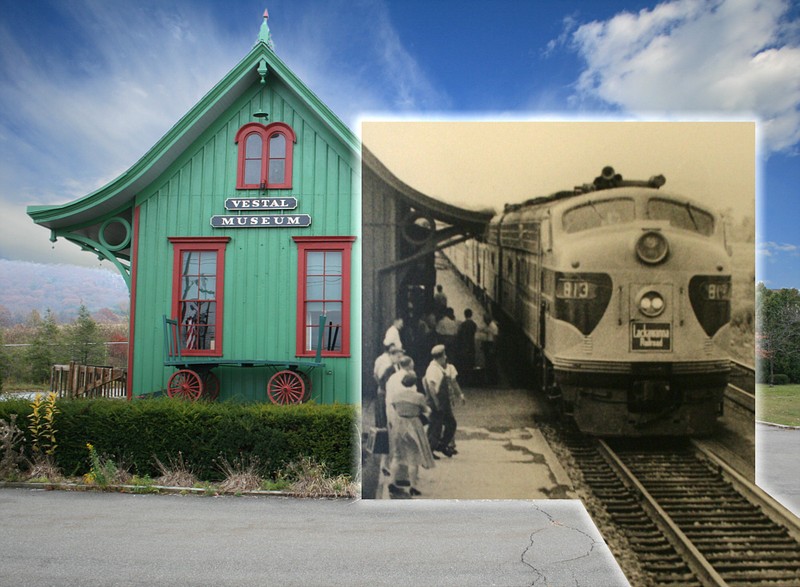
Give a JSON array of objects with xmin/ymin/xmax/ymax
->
[
  {"xmin": 562, "ymin": 198, "xmax": 635, "ymax": 234},
  {"xmin": 561, "ymin": 195, "xmax": 716, "ymax": 237},
  {"xmin": 647, "ymin": 198, "xmax": 714, "ymax": 236}
]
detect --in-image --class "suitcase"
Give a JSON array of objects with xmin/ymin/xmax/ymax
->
[{"xmin": 365, "ymin": 426, "xmax": 389, "ymax": 454}]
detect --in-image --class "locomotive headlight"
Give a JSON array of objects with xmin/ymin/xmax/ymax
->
[
  {"xmin": 636, "ymin": 231, "xmax": 669, "ymax": 264},
  {"xmin": 638, "ymin": 291, "xmax": 665, "ymax": 317}
]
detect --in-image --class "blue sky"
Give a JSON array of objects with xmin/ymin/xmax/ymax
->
[{"xmin": 0, "ymin": 0, "xmax": 798, "ymax": 287}]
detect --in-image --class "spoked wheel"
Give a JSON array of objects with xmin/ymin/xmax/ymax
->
[
  {"xmin": 202, "ymin": 371, "xmax": 220, "ymax": 401},
  {"xmin": 167, "ymin": 369, "xmax": 203, "ymax": 401},
  {"xmin": 298, "ymin": 371, "xmax": 312, "ymax": 402},
  {"xmin": 267, "ymin": 370, "xmax": 306, "ymax": 405}
]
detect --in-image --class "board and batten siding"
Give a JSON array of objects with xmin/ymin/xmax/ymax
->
[{"xmin": 131, "ymin": 78, "xmax": 357, "ymax": 404}]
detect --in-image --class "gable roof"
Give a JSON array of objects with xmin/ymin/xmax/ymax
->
[{"xmin": 27, "ymin": 39, "xmax": 359, "ymax": 230}]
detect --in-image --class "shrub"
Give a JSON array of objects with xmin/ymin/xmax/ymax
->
[
  {"xmin": 0, "ymin": 398, "xmax": 356, "ymax": 481},
  {"xmin": 0, "ymin": 415, "xmax": 25, "ymax": 479},
  {"xmin": 768, "ymin": 373, "xmax": 791, "ymax": 386}
]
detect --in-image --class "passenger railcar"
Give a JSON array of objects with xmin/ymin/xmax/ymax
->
[{"xmin": 448, "ymin": 170, "xmax": 731, "ymax": 436}]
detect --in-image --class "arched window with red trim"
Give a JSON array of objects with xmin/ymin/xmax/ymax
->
[{"xmin": 235, "ymin": 122, "xmax": 296, "ymax": 190}]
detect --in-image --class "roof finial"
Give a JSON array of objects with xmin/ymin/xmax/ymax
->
[{"xmin": 257, "ymin": 9, "xmax": 274, "ymax": 50}]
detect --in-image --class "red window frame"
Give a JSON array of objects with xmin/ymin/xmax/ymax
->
[
  {"xmin": 235, "ymin": 122, "xmax": 296, "ymax": 190},
  {"xmin": 168, "ymin": 237, "xmax": 230, "ymax": 357},
  {"xmin": 293, "ymin": 236, "xmax": 356, "ymax": 358}
]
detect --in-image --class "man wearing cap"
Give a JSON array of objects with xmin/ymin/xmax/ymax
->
[{"xmin": 424, "ymin": 344, "xmax": 465, "ymax": 458}]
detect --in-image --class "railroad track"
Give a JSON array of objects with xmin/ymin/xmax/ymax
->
[
  {"xmin": 727, "ymin": 359, "xmax": 755, "ymax": 414},
  {"xmin": 564, "ymin": 432, "xmax": 800, "ymax": 586}
]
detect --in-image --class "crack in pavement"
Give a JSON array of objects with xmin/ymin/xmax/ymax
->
[{"xmin": 521, "ymin": 505, "xmax": 603, "ymax": 586}]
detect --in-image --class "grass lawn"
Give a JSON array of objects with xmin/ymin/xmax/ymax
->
[{"xmin": 757, "ymin": 383, "xmax": 800, "ymax": 427}]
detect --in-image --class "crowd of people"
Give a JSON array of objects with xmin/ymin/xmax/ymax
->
[{"xmin": 370, "ymin": 284, "xmax": 499, "ymax": 499}]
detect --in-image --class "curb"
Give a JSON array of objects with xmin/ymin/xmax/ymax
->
[
  {"xmin": 756, "ymin": 420, "xmax": 800, "ymax": 430},
  {"xmin": 0, "ymin": 481, "xmax": 354, "ymax": 499}
]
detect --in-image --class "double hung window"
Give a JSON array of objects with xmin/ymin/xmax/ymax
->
[
  {"xmin": 169, "ymin": 237, "xmax": 229, "ymax": 356},
  {"xmin": 293, "ymin": 236, "xmax": 355, "ymax": 357}
]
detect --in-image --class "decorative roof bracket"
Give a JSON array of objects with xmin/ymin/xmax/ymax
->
[{"xmin": 52, "ymin": 227, "xmax": 132, "ymax": 291}]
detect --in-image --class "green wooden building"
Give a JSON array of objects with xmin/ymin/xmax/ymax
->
[{"xmin": 27, "ymin": 14, "xmax": 360, "ymax": 404}]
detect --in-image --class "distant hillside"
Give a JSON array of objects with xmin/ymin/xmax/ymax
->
[{"xmin": 0, "ymin": 259, "xmax": 129, "ymax": 325}]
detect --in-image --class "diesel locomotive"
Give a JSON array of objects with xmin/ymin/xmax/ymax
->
[{"xmin": 446, "ymin": 168, "xmax": 732, "ymax": 436}]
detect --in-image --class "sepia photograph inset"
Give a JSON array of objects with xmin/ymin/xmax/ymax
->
[{"xmin": 361, "ymin": 121, "xmax": 755, "ymax": 501}]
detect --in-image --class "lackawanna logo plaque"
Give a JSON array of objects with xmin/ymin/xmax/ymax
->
[
  {"xmin": 210, "ymin": 214, "xmax": 311, "ymax": 228},
  {"xmin": 631, "ymin": 322, "xmax": 671, "ymax": 351}
]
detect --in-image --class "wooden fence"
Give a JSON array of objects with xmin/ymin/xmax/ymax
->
[{"xmin": 50, "ymin": 362, "xmax": 127, "ymax": 399}]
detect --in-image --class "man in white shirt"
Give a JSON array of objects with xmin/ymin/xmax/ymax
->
[
  {"xmin": 424, "ymin": 344, "xmax": 464, "ymax": 457},
  {"xmin": 383, "ymin": 317, "xmax": 404, "ymax": 350}
]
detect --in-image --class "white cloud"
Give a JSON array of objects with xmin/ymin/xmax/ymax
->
[
  {"xmin": 567, "ymin": 0, "xmax": 800, "ymax": 154},
  {"xmin": 0, "ymin": 0, "xmax": 446, "ymax": 265},
  {"xmin": 758, "ymin": 241, "xmax": 799, "ymax": 258}
]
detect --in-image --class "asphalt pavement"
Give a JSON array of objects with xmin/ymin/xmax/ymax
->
[
  {"xmin": 0, "ymin": 488, "xmax": 629, "ymax": 586},
  {"xmin": 757, "ymin": 422, "xmax": 800, "ymax": 518}
]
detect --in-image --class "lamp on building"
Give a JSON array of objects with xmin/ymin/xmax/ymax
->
[{"xmin": 253, "ymin": 109, "xmax": 269, "ymax": 122}]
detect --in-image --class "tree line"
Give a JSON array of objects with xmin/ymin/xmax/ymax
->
[
  {"xmin": 757, "ymin": 283, "xmax": 800, "ymax": 384},
  {"xmin": 0, "ymin": 305, "xmax": 127, "ymax": 392}
]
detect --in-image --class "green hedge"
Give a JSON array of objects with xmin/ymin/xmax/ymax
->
[
  {"xmin": 0, "ymin": 398, "xmax": 356, "ymax": 480},
  {"xmin": 764, "ymin": 373, "xmax": 791, "ymax": 386}
]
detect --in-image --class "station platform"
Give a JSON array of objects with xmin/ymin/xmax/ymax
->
[
  {"xmin": 366, "ymin": 386, "xmax": 574, "ymax": 500},
  {"xmin": 363, "ymin": 256, "xmax": 572, "ymax": 500}
]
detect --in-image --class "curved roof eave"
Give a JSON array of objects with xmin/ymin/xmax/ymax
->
[
  {"xmin": 27, "ymin": 42, "xmax": 360, "ymax": 230},
  {"xmin": 362, "ymin": 146, "xmax": 495, "ymax": 233}
]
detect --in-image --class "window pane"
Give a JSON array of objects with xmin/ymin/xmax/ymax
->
[
  {"xmin": 324, "ymin": 302, "xmax": 342, "ymax": 326},
  {"xmin": 182, "ymin": 251, "xmax": 199, "ymax": 273},
  {"xmin": 325, "ymin": 251, "xmax": 342, "ymax": 274},
  {"xmin": 244, "ymin": 159, "xmax": 261, "ymax": 185},
  {"xmin": 305, "ymin": 301, "xmax": 324, "ymax": 325},
  {"xmin": 306, "ymin": 326, "xmax": 320, "ymax": 352},
  {"xmin": 325, "ymin": 325, "xmax": 342, "ymax": 352},
  {"xmin": 198, "ymin": 276, "xmax": 216, "ymax": 299},
  {"xmin": 181, "ymin": 277, "xmax": 199, "ymax": 300},
  {"xmin": 307, "ymin": 252, "xmax": 325, "ymax": 274},
  {"xmin": 245, "ymin": 133, "xmax": 262, "ymax": 158},
  {"xmin": 180, "ymin": 301, "xmax": 198, "ymax": 323},
  {"xmin": 306, "ymin": 275, "xmax": 324, "ymax": 300},
  {"xmin": 324, "ymin": 276, "xmax": 342, "ymax": 299},
  {"xmin": 268, "ymin": 159, "xmax": 285, "ymax": 184},
  {"xmin": 199, "ymin": 252, "xmax": 216, "ymax": 276},
  {"xmin": 269, "ymin": 133, "xmax": 286, "ymax": 158},
  {"xmin": 200, "ymin": 302, "xmax": 216, "ymax": 327}
]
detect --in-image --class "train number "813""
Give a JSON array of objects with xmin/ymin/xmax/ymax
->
[{"xmin": 557, "ymin": 279, "xmax": 596, "ymax": 299}]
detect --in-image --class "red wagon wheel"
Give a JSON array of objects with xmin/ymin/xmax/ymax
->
[
  {"xmin": 267, "ymin": 370, "xmax": 306, "ymax": 405},
  {"xmin": 202, "ymin": 371, "xmax": 220, "ymax": 401},
  {"xmin": 298, "ymin": 371, "xmax": 312, "ymax": 402},
  {"xmin": 167, "ymin": 369, "xmax": 203, "ymax": 401}
]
